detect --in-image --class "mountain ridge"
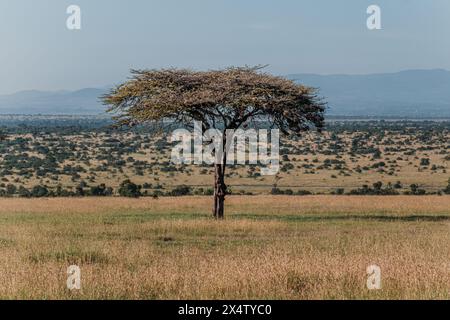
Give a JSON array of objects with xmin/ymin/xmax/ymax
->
[
  {"xmin": 287, "ymin": 69, "xmax": 450, "ymax": 117},
  {"xmin": 1, "ymin": 69, "xmax": 449, "ymax": 117}
]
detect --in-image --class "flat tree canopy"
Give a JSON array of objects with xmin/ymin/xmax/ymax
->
[{"xmin": 103, "ymin": 66, "xmax": 325, "ymax": 218}]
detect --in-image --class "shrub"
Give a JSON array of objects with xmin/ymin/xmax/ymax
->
[
  {"xmin": 90, "ymin": 184, "xmax": 113, "ymax": 196},
  {"xmin": 348, "ymin": 182, "xmax": 399, "ymax": 195},
  {"xmin": 118, "ymin": 180, "xmax": 141, "ymax": 198},
  {"xmin": 420, "ymin": 158, "xmax": 430, "ymax": 166},
  {"xmin": 443, "ymin": 178, "xmax": 450, "ymax": 195},
  {"xmin": 170, "ymin": 185, "xmax": 192, "ymax": 196},
  {"xmin": 271, "ymin": 188, "xmax": 310, "ymax": 195},
  {"xmin": 204, "ymin": 188, "xmax": 214, "ymax": 196},
  {"xmin": 270, "ymin": 187, "xmax": 284, "ymax": 195},
  {"xmin": 6, "ymin": 184, "xmax": 16, "ymax": 195},
  {"xmin": 18, "ymin": 186, "xmax": 31, "ymax": 198},
  {"xmin": 296, "ymin": 190, "xmax": 312, "ymax": 196},
  {"xmin": 407, "ymin": 184, "xmax": 427, "ymax": 195},
  {"xmin": 31, "ymin": 185, "xmax": 49, "ymax": 197},
  {"xmin": 75, "ymin": 185, "xmax": 85, "ymax": 197}
]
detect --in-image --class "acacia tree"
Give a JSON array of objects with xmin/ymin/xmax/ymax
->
[{"xmin": 103, "ymin": 67, "xmax": 325, "ymax": 219}]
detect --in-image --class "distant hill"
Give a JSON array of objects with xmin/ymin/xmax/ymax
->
[
  {"xmin": 288, "ymin": 69, "xmax": 450, "ymax": 117},
  {"xmin": 1, "ymin": 69, "xmax": 450, "ymax": 117},
  {"xmin": 0, "ymin": 88, "xmax": 108, "ymax": 115}
]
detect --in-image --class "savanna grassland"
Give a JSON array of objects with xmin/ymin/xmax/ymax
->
[
  {"xmin": 0, "ymin": 118, "xmax": 449, "ymax": 300},
  {"xmin": 0, "ymin": 120, "xmax": 449, "ymax": 196},
  {"xmin": 0, "ymin": 196, "xmax": 449, "ymax": 300}
]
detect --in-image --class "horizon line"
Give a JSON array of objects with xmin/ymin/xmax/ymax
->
[{"xmin": 2, "ymin": 68, "xmax": 449, "ymax": 96}]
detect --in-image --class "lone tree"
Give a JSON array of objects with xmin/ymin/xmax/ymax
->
[{"xmin": 103, "ymin": 66, "xmax": 325, "ymax": 219}]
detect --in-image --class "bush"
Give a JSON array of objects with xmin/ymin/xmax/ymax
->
[
  {"xmin": 170, "ymin": 185, "xmax": 192, "ymax": 196},
  {"xmin": 18, "ymin": 186, "xmax": 31, "ymax": 198},
  {"xmin": 118, "ymin": 180, "xmax": 141, "ymax": 198},
  {"xmin": 270, "ymin": 188, "xmax": 310, "ymax": 196},
  {"xmin": 348, "ymin": 182, "xmax": 399, "ymax": 195},
  {"xmin": 443, "ymin": 178, "xmax": 450, "ymax": 194},
  {"xmin": 6, "ymin": 184, "xmax": 16, "ymax": 195},
  {"xmin": 270, "ymin": 187, "xmax": 284, "ymax": 195},
  {"xmin": 75, "ymin": 185, "xmax": 85, "ymax": 197},
  {"xmin": 296, "ymin": 190, "xmax": 312, "ymax": 195},
  {"xmin": 407, "ymin": 184, "xmax": 427, "ymax": 195},
  {"xmin": 420, "ymin": 158, "xmax": 430, "ymax": 166},
  {"xmin": 90, "ymin": 184, "xmax": 113, "ymax": 196},
  {"xmin": 31, "ymin": 185, "xmax": 49, "ymax": 197}
]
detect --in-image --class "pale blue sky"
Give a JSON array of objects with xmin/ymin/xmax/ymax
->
[{"xmin": 0, "ymin": 0, "xmax": 449, "ymax": 94}]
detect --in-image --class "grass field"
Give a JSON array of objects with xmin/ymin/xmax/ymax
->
[{"xmin": 0, "ymin": 195, "xmax": 449, "ymax": 300}]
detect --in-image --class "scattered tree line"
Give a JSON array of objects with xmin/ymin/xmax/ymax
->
[
  {"xmin": 0, "ymin": 180, "xmax": 212, "ymax": 198},
  {"xmin": 2, "ymin": 179, "xmax": 449, "ymax": 198}
]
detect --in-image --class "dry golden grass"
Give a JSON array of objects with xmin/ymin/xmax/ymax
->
[{"xmin": 0, "ymin": 196, "xmax": 449, "ymax": 300}]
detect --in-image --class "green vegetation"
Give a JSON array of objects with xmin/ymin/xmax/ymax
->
[{"xmin": 0, "ymin": 119, "xmax": 449, "ymax": 197}]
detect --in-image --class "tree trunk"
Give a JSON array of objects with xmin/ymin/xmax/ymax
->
[{"xmin": 213, "ymin": 163, "xmax": 226, "ymax": 219}]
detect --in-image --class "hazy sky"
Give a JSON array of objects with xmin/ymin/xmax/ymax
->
[{"xmin": 0, "ymin": 0, "xmax": 449, "ymax": 94}]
